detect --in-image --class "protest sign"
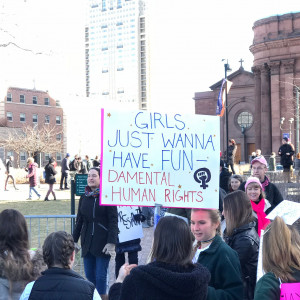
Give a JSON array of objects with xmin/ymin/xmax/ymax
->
[
  {"xmin": 117, "ymin": 206, "xmax": 143, "ymax": 243},
  {"xmin": 100, "ymin": 109, "xmax": 220, "ymax": 208},
  {"xmin": 266, "ymin": 200, "xmax": 300, "ymax": 225}
]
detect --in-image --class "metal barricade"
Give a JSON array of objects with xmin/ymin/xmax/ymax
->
[{"xmin": 24, "ymin": 215, "xmax": 84, "ymax": 276}]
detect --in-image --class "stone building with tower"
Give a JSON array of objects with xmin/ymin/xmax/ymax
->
[{"xmin": 194, "ymin": 12, "xmax": 300, "ymax": 163}]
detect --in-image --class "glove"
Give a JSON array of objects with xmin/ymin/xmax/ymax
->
[{"xmin": 102, "ymin": 243, "xmax": 116, "ymax": 259}]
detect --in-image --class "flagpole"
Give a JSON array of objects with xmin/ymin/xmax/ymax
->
[{"xmin": 224, "ymin": 60, "xmax": 232, "ymax": 165}]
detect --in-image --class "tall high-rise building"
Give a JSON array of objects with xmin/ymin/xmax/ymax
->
[{"xmin": 85, "ymin": 0, "xmax": 149, "ymax": 110}]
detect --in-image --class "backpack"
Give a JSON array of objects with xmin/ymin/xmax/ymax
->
[{"xmin": 69, "ymin": 159, "xmax": 77, "ymax": 171}]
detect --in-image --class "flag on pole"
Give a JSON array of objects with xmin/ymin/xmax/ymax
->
[{"xmin": 216, "ymin": 79, "xmax": 233, "ymax": 117}]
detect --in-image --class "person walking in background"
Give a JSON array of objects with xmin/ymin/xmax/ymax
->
[
  {"xmin": 73, "ymin": 167, "xmax": 118, "ymax": 300},
  {"xmin": 191, "ymin": 209, "xmax": 243, "ymax": 300},
  {"xmin": 109, "ymin": 216, "xmax": 210, "ymax": 300},
  {"xmin": 268, "ymin": 152, "xmax": 276, "ymax": 171},
  {"xmin": 239, "ymin": 156, "xmax": 283, "ymax": 210},
  {"xmin": 78, "ymin": 157, "xmax": 88, "ymax": 174},
  {"xmin": 255, "ymin": 149, "xmax": 261, "ymax": 157},
  {"xmin": 220, "ymin": 160, "xmax": 231, "ymax": 193},
  {"xmin": 254, "ymin": 217, "xmax": 300, "ymax": 300},
  {"xmin": 0, "ymin": 209, "xmax": 45, "ymax": 300},
  {"xmin": 20, "ymin": 231, "xmax": 101, "ymax": 300},
  {"xmin": 223, "ymin": 191, "xmax": 259, "ymax": 300},
  {"xmin": 227, "ymin": 139, "xmax": 237, "ymax": 174},
  {"xmin": 25, "ymin": 157, "xmax": 41, "ymax": 200},
  {"xmin": 69, "ymin": 154, "xmax": 79, "ymax": 172},
  {"xmin": 93, "ymin": 155, "xmax": 100, "ymax": 167},
  {"xmin": 278, "ymin": 137, "xmax": 295, "ymax": 183},
  {"xmin": 85, "ymin": 155, "xmax": 92, "ymax": 172},
  {"xmin": 44, "ymin": 157, "xmax": 57, "ymax": 201},
  {"xmin": 60, "ymin": 153, "xmax": 70, "ymax": 190},
  {"xmin": 4, "ymin": 156, "xmax": 18, "ymax": 191}
]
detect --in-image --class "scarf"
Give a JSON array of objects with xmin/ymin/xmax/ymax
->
[
  {"xmin": 261, "ymin": 176, "xmax": 270, "ymax": 191},
  {"xmin": 85, "ymin": 186, "xmax": 100, "ymax": 198},
  {"xmin": 251, "ymin": 198, "xmax": 270, "ymax": 237}
]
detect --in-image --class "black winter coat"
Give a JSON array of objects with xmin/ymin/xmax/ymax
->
[
  {"xmin": 44, "ymin": 163, "xmax": 57, "ymax": 184},
  {"xmin": 73, "ymin": 192, "xmax": 118, "ymax": 257},
  {"xmin": 278, "ymin": 143, "xmax": 294, "ymax": 167},
  {"xmin": 109, "ymin": 261, "xmax": 210, "ymax": 300},
  {"xmin": 239, "ymin": 178, "xmax": 283, "ymax": 214},
  {"xmin": 227, "ymin": 145, "xmax": 237, "ymax": 164},
  {"xmin": 224, "ymin": 222, "xmax": 259, "ymax": 300}
]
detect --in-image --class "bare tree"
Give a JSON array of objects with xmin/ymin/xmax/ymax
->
[{"xmin": 0, "ymin": 125, "xmax": 63, "ymax": 157}]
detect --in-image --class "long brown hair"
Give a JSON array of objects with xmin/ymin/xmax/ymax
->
[
  {"xmin": 150, "ymin": 216, "xmax": 193, "ymax": 266},
  {"xmin": 0, "ymin": 209, "xmax": 34, "ymax": 282},
  {"xmin": 223, "ymin": 191, "xmax": 255, "ymax": 236},
  {"xmin": 263, "ymin": 216, "xmax": 300, "ymax": 282}
]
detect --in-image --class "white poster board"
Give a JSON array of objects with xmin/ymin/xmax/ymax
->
[
  {"xmin": 266, "ymin": 200, "xmax": 300, "ymax": 225},
  {"xmin": 100, "ymin": 109, "xmax": 220, "ymax": 209},
  {"xmin": 117, "ymin": 206, "xmax": 144, "ymax": 243}
]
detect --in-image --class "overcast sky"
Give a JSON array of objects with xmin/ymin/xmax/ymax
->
[{"xmin": 0, "ymin": 0, "xmax": 299, "ymax": 113}]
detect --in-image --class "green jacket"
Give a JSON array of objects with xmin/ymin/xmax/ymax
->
[
  {"xmin": 254, "ymin": 270, "xmax": 300, "ymax": 300},
  {"xmin": 197, "ymin": 235, "xmax": 243, "ymax": 300}
]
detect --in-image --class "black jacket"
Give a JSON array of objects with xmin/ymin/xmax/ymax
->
[
  {"xmin": 73, "ymin": 192, "xmax": 118, "ymax": 257},
  {"xmin": 227, "ymin": 145, "xmax": 237, "ymax": 164},
  {"xmin": 109, "ymin": 261, "xmax": 210, "ymax": 300},
  {"xmin": 44, "ymin": 164, "xmax": 57, "ymax": 184},
  {"xmin": 28, "ymin": 268, "xmax": 95, "ymax": 300},
  {"xmin": 278, "ymin": 143, "xmax": 294, "ymax": 167},
  {"xmin": 224, "ymin": 222, "xmax": 259, "ymax": 300},
  {"xmin": 220, "ymin": 169, "xmax": 231, "ymax": 193},
  {"xmin": 239, "ymin": 178, "xmax": 283, "ymax": 214}
]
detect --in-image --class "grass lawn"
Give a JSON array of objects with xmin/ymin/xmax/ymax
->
[{"xmin": 0, "ymin": 199, "xmax": 80, "ymax": 216}]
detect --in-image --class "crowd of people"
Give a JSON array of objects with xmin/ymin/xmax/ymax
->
[{"xmin": 0, "ymin": 143, "xmax": 299, "ymax": 300}]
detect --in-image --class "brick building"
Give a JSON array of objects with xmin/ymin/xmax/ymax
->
[
  {"xmin": 0, "ymin": 87, "xmax": 66, "ymax": 167},
  {"xmin": 194, "ymin": 12, "xmax": 300, "ymax": 163}
]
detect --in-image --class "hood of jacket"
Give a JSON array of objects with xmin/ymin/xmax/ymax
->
[{"xmin": 132, "ymin": 261, "xmax": 210, "ymax": 299}]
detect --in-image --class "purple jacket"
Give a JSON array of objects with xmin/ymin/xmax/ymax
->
[{"xmin": 27, "ymin": 162, "xmax": 38, "ymax": 187}]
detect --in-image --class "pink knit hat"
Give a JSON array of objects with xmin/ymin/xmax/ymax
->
[
  {"xmin": 245, "ymin": 177, "xmax": 263, "ymax": 190},
  {"xmin": 251, "ymin": 156, "xmax": 268, "ymax": 168}
]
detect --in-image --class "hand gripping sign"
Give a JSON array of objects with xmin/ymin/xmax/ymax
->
[{"xmin": 99, "ymin": 109, "xmax": 220, "ymax": 209}]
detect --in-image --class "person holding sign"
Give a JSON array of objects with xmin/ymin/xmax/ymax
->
[
  {"xmin": 109, "ymin": 216, "xmax": 210, "ymax": 300},
  {"xmin": 254, "ymin": 217, "xmax": 300, "ymax": 300},
  {"xmin": 73, "ymin": 167, "xmax": 118, "ymax": 300},
  {"xmin": 191, "ymin": 209, "xmax": 243, "ymax": 300},
  {"xmin": 223, "ymin": 191, "xmax": 259, "ymax": 300},
  {"xmin": 245, "ymin": 177, "xmax": 271, "ymax": 237}
]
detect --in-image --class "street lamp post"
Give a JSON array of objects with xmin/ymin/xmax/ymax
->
[{"xmin": 224, "ymin": 60, "xmax": 232, "ymax": 164}]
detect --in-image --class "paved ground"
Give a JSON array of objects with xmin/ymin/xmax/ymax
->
[{"xmin": 0, "ymin": 182, "xmax": 72, "ymax": 202}]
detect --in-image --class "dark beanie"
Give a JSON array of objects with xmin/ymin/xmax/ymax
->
[{"xmin": 49, "ymin": 158, "xmax": 55, "ymax": 164}]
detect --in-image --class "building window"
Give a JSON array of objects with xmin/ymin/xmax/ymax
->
[
  {"xmin": 7, "ymin": 151, "xmax": 13, "ymax": 159},
  {"xmin": 45, "ymin": 153, "xmax": 50, "ymax": 161},
  {"xmin": 7, "ymin": 93, "xmax": 12, "ymax": 102},
  {"xmin": 32, "ymin": 114, "xmax": 38, "ymax": 123},
  {"xmin": 102, "ymin": 91, "xmax": 109, "ymax": 95},
  {"xmin": 20, "ymin": 113, "xmax": 26, "ymax": 122},
  {"xmin": 6, "ymin": 112, "xmax": 13, "ymax": 121},
  {"xmin": 237, "ymin": 111, "xmax": 253, "ymax": 129},
  {"xmin": 56, "ymin": 133, "xmax": 62, "ymax": 141},
  {"xmin": 45, "ymin": 115, "xmax": 50, "ymax": 124},
  {"xmin": 44, "ymin": 97, "xmax": 49, "ymax": 105},
  {"xmin": 117, "ymin": 67, "xmax": 124, "ymax": 71},
  {"xmin": 56, "ymin": 116, "xmax": 61, "ymax": 125},
  {"xmin": 20, "ymin": 152, "xmax": 26, "ymax": 161},
  {"xmin": 56, "ymin": 152, "xmax": 62, "ymax": 161},
  {"xmin": 32, "ymin": 96, "xmax": 37, "ymax": 104},
  {"xmin": 20, "ymin": 95, "xmax": 25, "ymax": 103},
  {"xmin": 117, "ymin": 88, "xmax": 124, "ymax": 94},
  {"xmin": 102, "ymin": 68, "xmax": 109, "ymax": 73}
]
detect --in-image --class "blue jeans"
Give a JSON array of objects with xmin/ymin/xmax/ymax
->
[
  {"xmin": 29, "ymin": 186, "xmax": 40, "ymax": 199},
  {"xmin": 83, "ymin": 252, "xmax": 110, "ymax": 295}
]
